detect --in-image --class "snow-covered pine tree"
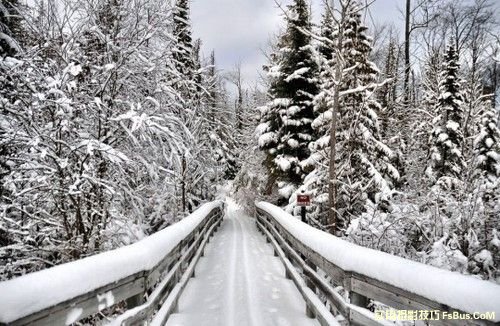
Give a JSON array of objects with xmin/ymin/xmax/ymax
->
[
  {"xmin": 192, "ymin": 38, "xmax": 205, "ymax": 104},
  {"xmin": 303, "ymin": 0, "xmax": 399, "ymax": 233},
  {"xmin": 173, "ymin": 46, "xmax": 239, "ymax": 214},
  {"xmin": 232, "ymin": 86, "xmax": 269, "ymax": 213},
  {"xmin": 207, "ymin": 51, "xmax": 218, "ymax": 116},
  {"xmin": 0, "ymin": 0, "xmax": 23, "ymax": 202},
  {"xmin": 168, "ymin": 0, "xmax": 212, "ymax": 213},
  {"xmin": 195, "ymin": 51, "xmax": 237, "ymax": 190},
  {"xmin": 421, "ymin": 50, "xmax": 443, "ymax": 135},
  {"xmin": 318, "ymin": 7, "xmax": 334, "ymax": 62},
  {"xmin": 470, "ymin": 104, "xmax": 500, "ymax": 279},
  {"xmin": 240, "ymin": 86, "xmax": 266, "ymax": 152},
  {"xmin": 205, "ymin": 53, "xmax": 238, "ymax": 179},
  {"xmin": 426, "ymin": 43, "xmax": 466, "ymax": 191},
  {"xmin": 296, "ymin": 4, "xmax": 337, "ymax": 226},
  {"xmin": 171, "ymin": 0, "xmax": 197, "ymax": 111},
  {"xmin": 405, "ymin": 50, "xmax": 442, "ymax": 191},
  {"xmin": 475, "ymin": 106, "xmax": 500, "ymax": 181},
  {"xmin": 172, "ymin": 0, "xmax": 194, "ymax": 77},
  {"xmin": 463, "ymin": 67, "xmax": 491, "ymax": 152},
  {"xmin": 378, "ymin": 37, "xmax": 400, "ymax": 132},
  {"xmin": 313, "ymin": 4, "xmax": 336, "ymax": 127},
  {"xmin": 257, "ymin": 0, "xmax": 319, "ymax": 202}
]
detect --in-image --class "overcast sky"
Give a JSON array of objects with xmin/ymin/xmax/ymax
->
[{"xmin": 191, "ymin": 0, "xmax": 403, "ymax": 88}]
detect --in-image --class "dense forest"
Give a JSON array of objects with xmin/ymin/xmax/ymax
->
[
  {"xmin": 235, "ymin": 0, "xmax": 500, "ymax": 283},
  {"xmin": 0, "ymin": 0, "xmax": 244, "ymax": 280},
  {"xmin": 1, "ymin": 0, "xmax": 499, "ymax": 287}
]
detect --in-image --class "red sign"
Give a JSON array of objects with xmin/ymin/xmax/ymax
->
[{"xmin": 297, "ymin": 194, "xmax": 311, "ymax": 207}]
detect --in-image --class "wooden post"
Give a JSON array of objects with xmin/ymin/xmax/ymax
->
[
  {"xmin": 301, "ymin": 206, "xmax": 307, "ymax": 223},
  {"xmin": 305, "ymin": 259, "xmax": 317, "ymax": 319},
  {"xmin": 172, "ymin": 298, "xmax": 179, "ymax": 314},
  {"xmin": 404, "ymin": 0, "xmax": 411, "ymax": 105},
  {"xmin": 181, "ymin": 154, "xmax": 186, "ymax": 213},
  {"xmin": 125, "ymin": 293, "xmax": 144, "ymax": 309},
  {"xmin": 350, "ymin": 291, "xmax": 369, "ymax": 308}
]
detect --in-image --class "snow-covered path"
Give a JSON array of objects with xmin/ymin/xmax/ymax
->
[{"xmin": 165, "ymin": 199, "xmax": 319, "ymax": 326}]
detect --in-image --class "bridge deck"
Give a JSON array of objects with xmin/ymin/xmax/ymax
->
[{"xmin": 166, "ymin": 198, "xmax": 319, "ymax": 326}]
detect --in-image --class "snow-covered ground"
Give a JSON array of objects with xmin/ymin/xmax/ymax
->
[{"xmin": 166, "ymin": 198, "xmax": 319, "ymax": 326}]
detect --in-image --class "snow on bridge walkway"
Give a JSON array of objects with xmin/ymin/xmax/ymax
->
[{"xmin": 166, "ymin": 198, "xmax": 319, "ymax": 326}]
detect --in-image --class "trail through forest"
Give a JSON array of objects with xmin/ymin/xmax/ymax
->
[{"xmin": 165, "ymin": 198, "xmax": 319, "ymax": 326}]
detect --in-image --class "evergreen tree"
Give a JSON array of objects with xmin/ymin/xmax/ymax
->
[
  {"xmin": 203, "ymin": 52, "xmax": 238, "ymax": 180},
  {"xmin": 172, "ymin": 0, "xmax": 195, "ymax": 84},
  {"xmin": 192, "ymin": 39, "xmax": 203, "ymax": 90},
  {"xmin": 0, "ymin": 0, "xmax": 23, "ymax": 199},
  {"xmin": 303, "ymin": 0, "xmax": 399, "ymax": 232},
  {"xmin": 421, "ymin": 51, "xmax": 443, "ymax": 124},
  {"xmin": 169, "ymin": 0, "xmax": 203, "ymax": 124},
  {"xmin": 313, "ymin": 5, "xmax": 336, "ymax": 134},
  {"xmin": 378, "ymin": 38, "xmax": 399, "ymax": 122},
  {"xmin": 257, "ymin": 0, "xmax": 319, "ymax": 200},
  {"xmin": 463, "ymin": 105, "xmax": 500, "ymax": 280},
  {"xmin": 463, "ymin": 68, "xmax": 490, "ymax": 148},
  {"xmin": 295, "ymin": 4, "xmax": 337, "ymax": 225},
  {"xmin": 426, "ymin": 44, "xmax": 466, "ymax": 190},
  {"xmin": 474, "ymin": 106, "xmax": 500, "ymax": 181},
  {"xmin": 318, "ymin": 7, "xmax": 334, "ymax": 62},
  {"xmin": 405, "ymin": 50, "xmax": 442, "ymax": 191}
]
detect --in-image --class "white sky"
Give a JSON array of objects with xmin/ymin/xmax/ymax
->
[{"xmin": 191, "ymin": 0, "xmax": 403, "ymax": 88}]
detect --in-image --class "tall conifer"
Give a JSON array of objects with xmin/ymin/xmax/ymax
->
[
  {"xmin": 304, "ymin": 0, "xmax": 399, "ymax": 232},
  {"xmin": 257, "ymin": 0, "xmax": 319, "ymax": 199},
  {"xmin": 426, "ymin": 44, "xmax": 466, "ymax": 190},
  {"xmin": 172, "ymin": 0, "xmax": 195, "ymax": 80}
]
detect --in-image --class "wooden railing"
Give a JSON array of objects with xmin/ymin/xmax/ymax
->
[
  {"xmin": 256, "ymin": 202, "xmax": 500, "ymax": 326},
  {"xmin": 0, "ymin": 202, "xmax": 224, "ymax": 326}
]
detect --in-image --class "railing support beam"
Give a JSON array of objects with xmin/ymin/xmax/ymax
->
[
  {"xmin": 305, "ymin": 259, "xmax": 317, "ymax": 319},
  {"xmin": 126, "ymin": 292, "xmax": 144, "ymax": 309},
  {"xmin": 349, "ymin": 291, "xmax": 368, "ymax": 308}
]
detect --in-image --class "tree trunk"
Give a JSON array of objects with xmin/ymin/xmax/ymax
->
[
  {"xmin": 328, "ymin": 5, "xmax": 344, "ymax": 235},
  {"xmin": 181, "ymin": 154, "xmax": 187, "ymax": 213},
  {"xmin": 404, "ymin": 0, "xmax": 411, "ymax": 105},
  {"xmin": 328, "ymin": 73, "xmax": 339, "ymax": 235},
  {"xmin": 492, "ymin": 49, "xmax": 498, "ymax": 113}
]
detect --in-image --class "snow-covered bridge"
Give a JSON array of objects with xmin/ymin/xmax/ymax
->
[{"xmin": 1, "ymin": 199, "xmax": 500, "ymax": 326}]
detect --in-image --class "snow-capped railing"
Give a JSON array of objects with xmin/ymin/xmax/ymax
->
[
  {"xmin": 256, "ymin": 202, "xmax": 500, "ymax": 326},
  {"xmin": 0, "ymin": 201, "xmax": 224, "ymax": 326}
]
